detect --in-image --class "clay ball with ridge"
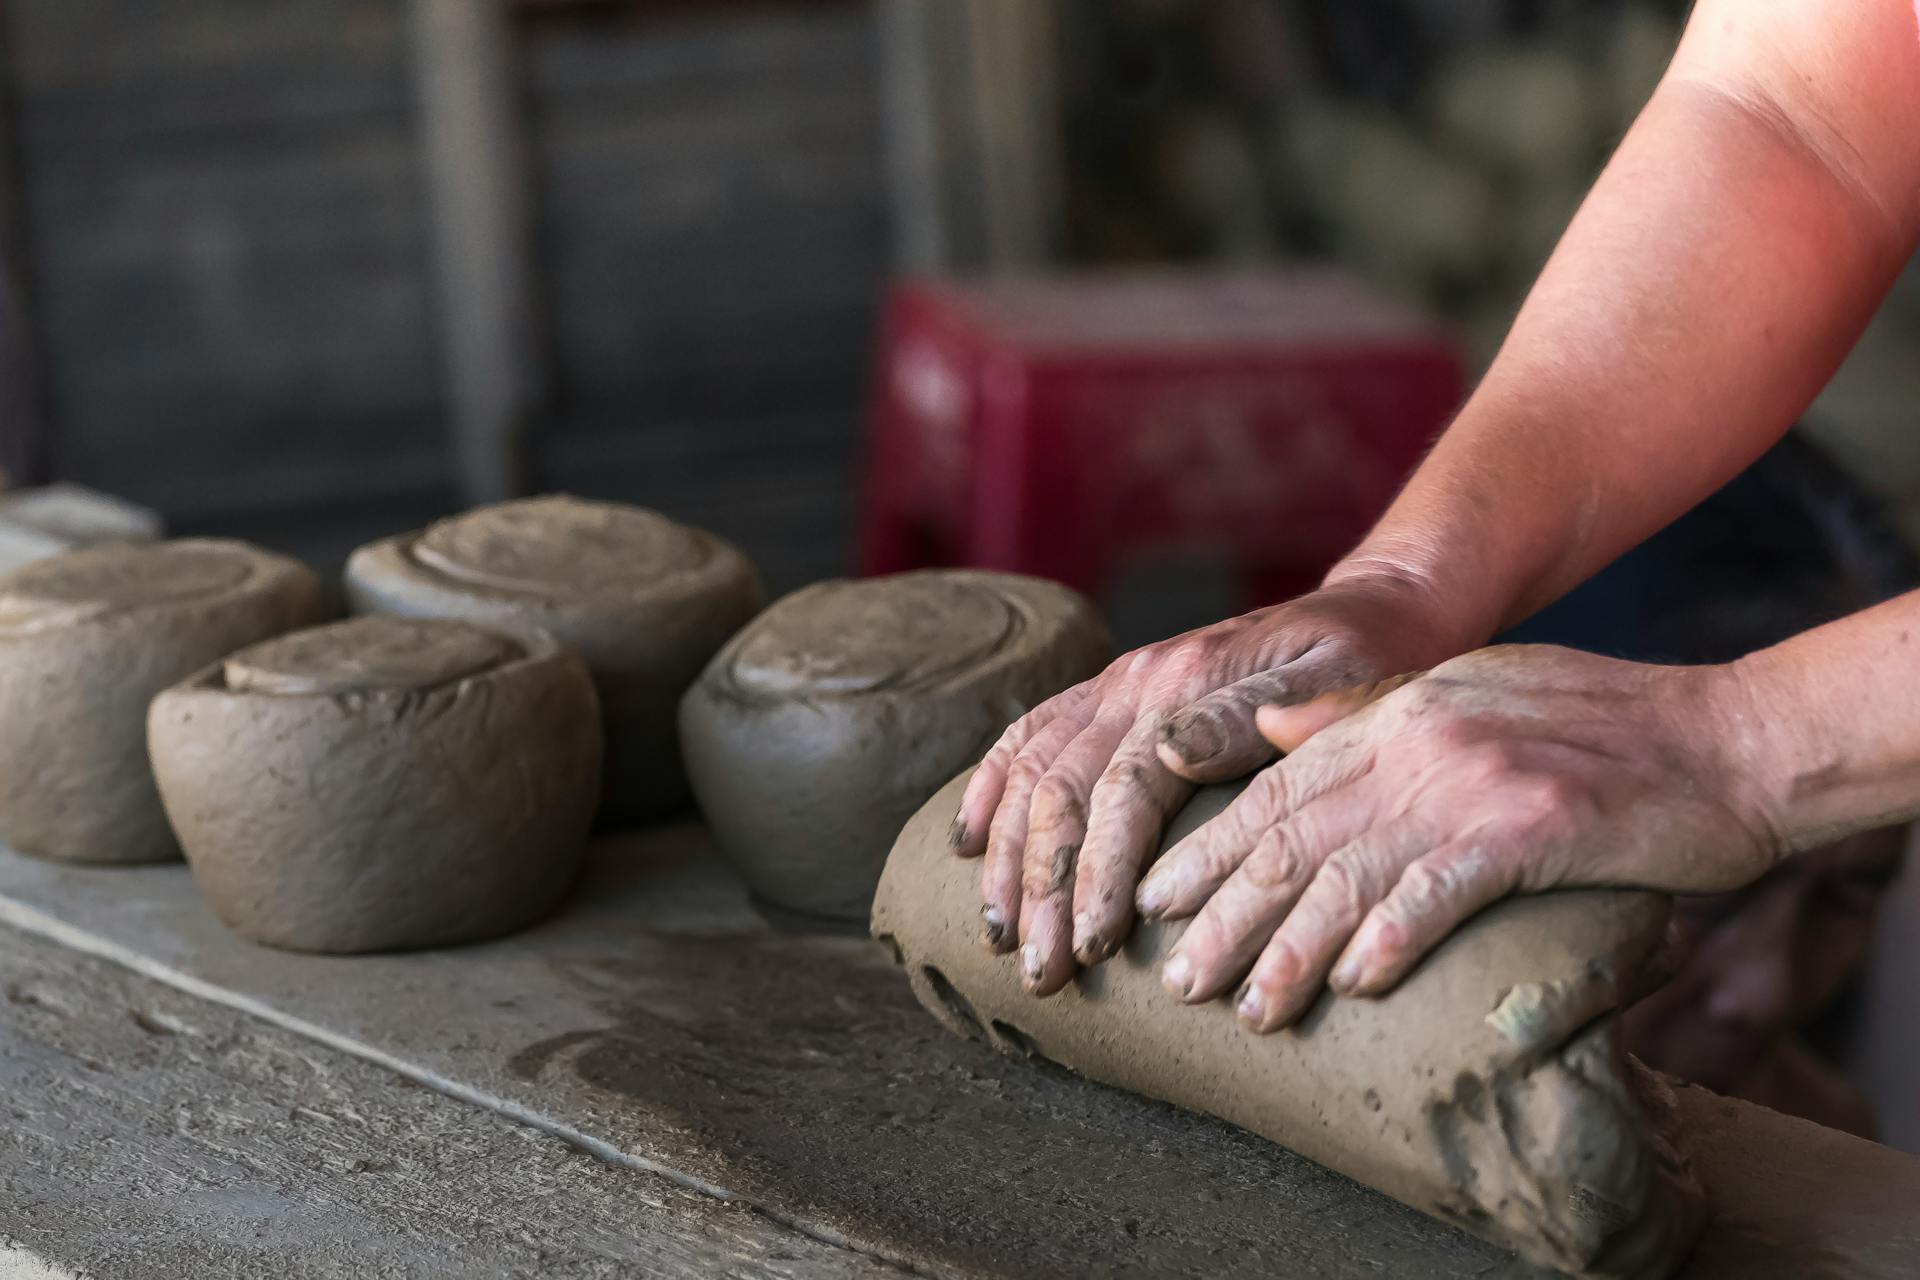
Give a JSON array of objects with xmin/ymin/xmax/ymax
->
[
  {"xmin": 0, "ymin": 539, "xmax": 326, "ymax": 865},
  {"xmin": 149, "ymin": 615, "xmax": 603, "ymax": 954},
  {"xmin": 679, "ymin": 570, "xmax": 1113, "ymax": 926},
  {"xmin": 344, "ymin": 495, "xmax": 764, "ymax": 825}
]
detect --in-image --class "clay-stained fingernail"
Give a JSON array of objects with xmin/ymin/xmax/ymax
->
[
  {"xmin": 1072, "ymin": 912, "xmax": 1114, "ymax": 964},
  {"xmin": 981, "ymin": 905, "xmax": 1011, "ymax": 952},
  {"xmin": 1022, "ymin": 943, "xmax": 1044, "ymax": 985},
  {"xmin": 1136, "ymin": 877, "xmax": 1169, "ymax": 918},
  {"xmin": 1236, "ymin": 983, "xmax": 1268, "ymax": 1027},
  {"xmin": 1161, "ymin": 952, "xmax": 1194, "ymax": 999},
  {"xmin": 947, "ymin": 818, "xmax": 970, "ymax": 849},
  {"xmin": 1161, "ymin": 716, "xmax": 1222, "ymax": 765}
]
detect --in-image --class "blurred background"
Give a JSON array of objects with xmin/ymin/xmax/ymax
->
[
  {"xmin": 0, "ymin": 0, "xmax": 1917, "ymax": 1145},
  {"xmin": 4, "ymin": 0, "xmax": 1918, "ymax": 591}
]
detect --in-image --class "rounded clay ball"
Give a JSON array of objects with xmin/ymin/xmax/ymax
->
[
  {"xmin": 148, "ymin": 615, "xmax": 603, "ymax": 954},
  {"xmin": 344, "ymin": 495, "xmax": 763, "ymax": 825},
  {"xmin": 0, "ymin": 538, "xmax": 327, "ymax": 865},
  {"xmin": 679, "ymin": 570, "xmax": 1113, "ymax": 926}
]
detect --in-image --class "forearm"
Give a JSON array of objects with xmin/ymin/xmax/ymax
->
[
  {"xmin": 1328, "ymin": 0, "xmax": 1920, "ymax": 657},
  {"xmin": 1724, "ymin": 590, "xmax": 1920, "ymax": 852}
]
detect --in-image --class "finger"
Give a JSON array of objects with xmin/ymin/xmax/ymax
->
[
  {"xmin": 1255, "ymin": 672, "xmax": 1421, "ymax": 754},
  {"xmin": 1071, "ymin": 715, "xmax": 1193, "ymax": 965},
  {"xmin": 952, "ymin": 683, "xmax": 1096, "ymax": 858},
  {"xmin": 1158, "ymin": 797, "xmax": 1374, "ymax": 1002},
  {"xmin": 1236, "ymin": 825, "xmax": 1426, "ymax": 1032},
  {"xmin": 1331, "ymin": 839, "xmax": 1519, "ymax": 997},
  {"xmin": 979, "ymin": 716, "xmax": 1083, "ymax": 952},
  {"xmin": 1155, "ymin": 648, "xmax": 1363, "ymax": 782},
  {"xmin": 1018, "ymin": 717, "xmax": 1130, "ymax": 996},
  {"xmin": 1137, "ymin": 734, "xmax": 1373, "ymax": 920}
]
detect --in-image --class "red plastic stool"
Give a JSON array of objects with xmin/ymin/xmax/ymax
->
[{"xmin": 858, "ymin": 271, "xmax": 1463, "ymax": 609}]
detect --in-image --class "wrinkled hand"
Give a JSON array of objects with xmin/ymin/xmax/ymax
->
[
  {"xmin": 1140, "ymin": 644, "xmax": 1786, "ymax": 1032},
  {"xmin": 947, "ymin": 577, "xmax": 1447, "ymax": 996}
]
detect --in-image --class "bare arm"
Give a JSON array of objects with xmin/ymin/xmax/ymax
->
[
  {"xmin": 1330, "ymin": 0, "xmax": 1920, "ymax": 650},
  {"xmin": 955, "ymin": 0, "xmax": 1920, "ymax": 1003},
  {"xmin": 1735, "ymin": 589, "xmax": 1920, "ymax": 849}
]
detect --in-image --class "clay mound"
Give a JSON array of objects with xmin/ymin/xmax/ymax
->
[
  {"xmin": 681, "ymin": 570, "xmax": 1113, "ymax": 928},
  {"xmin": 345, "ymin": 495, "xmax": 764, "ymax": 826},
  {"xmin": 0, "ymin": 539, "xmax": 326, "ymax": 865},
  {"xmin": 149, "ymin": 615, "xmax": 602, "ymax": 954}
]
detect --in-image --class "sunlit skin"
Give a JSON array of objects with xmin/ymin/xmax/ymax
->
[{"xmin": 949, "ymin": 0, "xmax": 1920, "ymax": 1030}]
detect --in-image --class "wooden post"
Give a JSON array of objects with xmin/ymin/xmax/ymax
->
[
  {"xmin": 877, "ymin": 0, "xmax": 1064, "ymax": 273},
  {"xmin": 0, "ymin": 0, "xmax": 49, "ymax": 489},
  {"xmin": 409, "ymin": 0, "xmax": 544, "ymax": 504},
  {"xmin": 962, "ymin": 0, "xmax": 1063, "ymax": 270}
]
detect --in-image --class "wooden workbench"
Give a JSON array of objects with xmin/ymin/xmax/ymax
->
[{"xmin": 2, "ymin": 821, "xmax": 1917, "ymax": 1278}]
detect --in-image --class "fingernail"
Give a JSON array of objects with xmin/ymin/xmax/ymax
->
[
  {"xmin": 947, "ymin": 818, "xmax": 970, "ymax": 849},
  {"xmin": 1022, "ymin": 944, "xmax": 1043, "ymax": 984},
  {"xmin": 1330, "ymin": 954, "xmax": 1362, "ymax": 994},
  {"xmin": 1162, "ymin": 716, "xmax": 1222, "ymax": 765},
  {"xmin": 1072, "ymin": 912, "xmax": 1112, "ymax": 964},
  {"xmin": 981, "ymin": 905, "xmax": 1010, "ymax": 952},
  {"xmin": 1136, "ymin": 878, "xmax": 1168, "ymax": 918},
  {"xmin": 1162, "ymin": 952, "xmax": 1194, "ymax": 999},
  {"xmin": 1237, "ymin": 983, "xmax": 1267, "ymax": 1026}
]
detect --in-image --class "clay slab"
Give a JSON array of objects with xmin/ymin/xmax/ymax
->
[{"xmin": 875, "ymin": 775, "xmax": 1701, "ymax": 1277}]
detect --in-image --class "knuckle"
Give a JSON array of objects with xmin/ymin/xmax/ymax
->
[
  {"xmin": 1203, "ymin": 894, "xmax": 1264, "ymax": 951},
  {"xmin": 1317, "ymin": 851, "xmax": 1373, "ymax": 917},
  {"xmin": 1095, "ymin": 756, "xmax": 1163, "ymax": 803},
  {"xmin": 982, "ymin": 725, "xmax": 1025, "ymax": 767},
  {"xmin": 1030, "ymin": 773, "xmax": 1090, "ymax": 830},
  {"xmin": 1512, "ymin": 773, "xmax": 1583, "ymax": 836},
  {"xmin": 1459, "ymin": 738, "xmax": 1520, "ymax": 779},
  {"xmin": 1255, "ymin": 937, "xmax": 1307, "ymax": 986},
  {"xmin": 1022, "ymin": 840, "xmax": 1078, "ymax": 899},
  {"xmin": 1244, "ymin": 829, "xmax": 1309, "ymax": 892},
  {"xmin": 1256, "ymin": 762, "xmax": 1299, "ymax": 816},
  {"xmin": 1166, "ymin": 635, "xmax": 1226, "ymax": 678},
  {"xmin": 1399, "ymin": 681, "xmax": 1460, "ymax": 726},
  {"xmin": 1006, "ymin": 746, "xmax": 1052, "ymax": 790},
  {"xmin": 1394, "ymin": 858, "xmax": 1454, "ymax": 911}
]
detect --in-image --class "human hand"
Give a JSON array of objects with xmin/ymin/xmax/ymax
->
[
  {"xmin": 947, "ymin": 574, "xmax": 1456, "ymax": 997},
  {"xmin": 1139, "ymin": 644, "xmax": 1787, "ymax": 1032}
]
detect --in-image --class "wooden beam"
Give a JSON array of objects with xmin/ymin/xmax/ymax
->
[
  {"xmin": 877, "ymin": 0, "xmax": 1065, "ymax": 273},
  {"xmin": 409, "ymin": 0, "xmax": 544, "ymax": 504},
  {"xmin": 0, "ymin": 0, "xmax": 50, "ymax": 489},
  {"xmin": 962, "ymin": 0, "xmax": 1064, "ymax": 270}
]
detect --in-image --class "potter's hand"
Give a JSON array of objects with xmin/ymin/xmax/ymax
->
[
  {"xmin": 1141, "ymin": 645, "xmax": 1786, "ymax": 1032},
  {"xmin": 948, "ymin": 575, "xmax": 1451, "ymax": 996}
]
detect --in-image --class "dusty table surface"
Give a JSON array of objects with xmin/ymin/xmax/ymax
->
[
  {"xmin": 1, "ymin": 821, "xmax": 1917, "ymax": 1279},
  {"xmin": 0, "ymin": 926, "xmax": 902, "ymax": 1280}
]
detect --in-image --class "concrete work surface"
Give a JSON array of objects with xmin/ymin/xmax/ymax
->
[{"xmin": 2, "ymin": 822, "xmax": 1918, "ymax": 1278}]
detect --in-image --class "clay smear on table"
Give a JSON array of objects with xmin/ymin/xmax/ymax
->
[
  {"xmin": 0, "ymin": 539, "xmax": 325, "ymax": 864},
  {"xmin": 149, "ymin": 615, "xmax": 602, "ymax": 954},
  {"xmin": 682, "ymin": 570, "xmax": 1112, "ymax": 927},
  {"xmin": 874, "ymin": 772, "xmax": 1706, "ymax": 1279},
  {"xmin": 346, "ymin": 495, "xmax": 763, "ymax": 825}
]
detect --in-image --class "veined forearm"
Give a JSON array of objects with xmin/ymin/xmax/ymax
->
[
  {"xmin": 1328, "ymin": 9, "xmax": 1920, "ymax": 656},
  {"xmin": 1724, "ymin": 590, "xmax": 1920, "ymax": 852}
]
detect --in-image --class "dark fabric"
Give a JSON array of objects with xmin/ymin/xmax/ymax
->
[{"xmin": 1499, "ymin": 431, "xmax": 1920, "ymax": 661}]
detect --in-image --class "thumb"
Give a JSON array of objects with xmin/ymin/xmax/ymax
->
[
  {"xmin": 1255, "ymin": 672, "xmax": 1421, "ymax": 754},
  {"xmin": 1158, "ymin": 664, "xmax": 1344, "ymax": 783}
]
